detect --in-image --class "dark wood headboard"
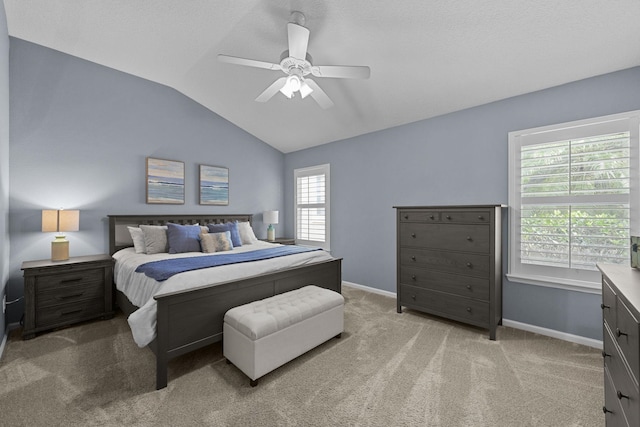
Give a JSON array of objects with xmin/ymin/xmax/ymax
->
[{"xmin": 108, "ymin": 214, "xmax": 253, "ymax": 255}]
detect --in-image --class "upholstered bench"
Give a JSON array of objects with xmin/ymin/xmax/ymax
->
[{"xmin": 223, "ymin": 285, "xmax": 344, "ymax": 386}]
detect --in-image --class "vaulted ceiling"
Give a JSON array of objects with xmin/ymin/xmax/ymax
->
[{"xmin": 4, "ymin": 1, "xmax": 640, "ymax": 153}]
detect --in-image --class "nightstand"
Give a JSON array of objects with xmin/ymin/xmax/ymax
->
[
  {"xmin": 21, "ymin": 254, "xmax": 114, "ymax": 340},
  {"xmin": 261, "ymin": 238, "xmax": 296, "ymax": 245}
]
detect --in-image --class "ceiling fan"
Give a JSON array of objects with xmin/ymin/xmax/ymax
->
[{"xmin": 218, "ymin": 11, "xmax": 370, "ymax": 109}]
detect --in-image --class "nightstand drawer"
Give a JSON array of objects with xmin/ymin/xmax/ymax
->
[
  {"xmin": 35, "ymin": 268, "xmax": 104, "ymax": 291},
  {"xmin": 36, "ymin": 281, "xmax": 104, "ymax": 308},
  {"xmin": 36, "ymin": 298, "xmax": 106, "ymax": 328}
]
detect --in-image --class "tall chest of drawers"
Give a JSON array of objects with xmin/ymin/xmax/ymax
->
[
  {"xmin": 395, "ymin": 205, "xmax": 504, "ymax": 340},
  {"xmin": 598, "ymin": 264, "xmax": 640, "ymax": 427}
]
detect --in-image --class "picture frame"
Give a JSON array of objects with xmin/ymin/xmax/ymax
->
[
  {"xmin": 200, "ymin": 164, "xmax": 229, "ymax": 205},
  {"xmin": 146, "ymin": 157, "xmax": 185, "ymax": 204}
]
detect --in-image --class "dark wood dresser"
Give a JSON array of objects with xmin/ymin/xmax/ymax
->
[
  {"xmin": 598, "ymin": 264, "xmax": 640, "ymax": 426},
  {"xmin": 394, "ymin": 205, "xmax": 504, "ymax": 340},
  {"xmin": 21, "ymin": 254, "xmax": 114, "ymax": 339}
]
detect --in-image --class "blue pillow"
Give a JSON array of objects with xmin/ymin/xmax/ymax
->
[
  {"xmin": 167, "ymin": 223, "xmax": 202, "ymax": 254},
  {"xmin": 207, "ymin": 222, "xmax": 242, "ymax": 247}
]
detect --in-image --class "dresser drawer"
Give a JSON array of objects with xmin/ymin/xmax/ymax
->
[
  {"xmin": 400, "ymin": 248, "xmax": 490, "ymax": 278},
  {"xmin": 400, "ymin": 266, "xmax": 490, "ymax": 300},
  {"xmin": 399, "ymin": 223, "xmax": 490, "ymax": 253},
  {"xmin": 398, "ymin": 210, "xmax": 440, "ymax": 222},
  {"xmin": 440, "ymin": 210, "xmax": 492, "ymax": 224},
  {"xmin": 616, "ymin": 298, "xmax": 640, "ymax": 383},
  {"xmin": 604, "ymin": 366, "xmax": 629, "ymax": 427},
  {"xmin": 603, "ymin": 278, "xmax": 617, "ymax": 330},
  {"xmin": 604, "ymin": 324, "xmax": 640, "ymax": 427},
  {"xmin": 35, "ymin": 268, "xmax": 104, "ymax": 291},
  {"xmin": 36, "ymin": 281, "xmax": 105, "ymax": 308},
  {"xmin": 36, "ymin": 298, "xmax": 106, "ymax": 328},
  {"xmin": 399, "ymin": 284, "xmax": 490, "ymax": 328}
]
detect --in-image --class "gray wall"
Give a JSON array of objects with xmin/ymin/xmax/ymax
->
[
  {"xmin": 284, "ymin": 66, "xmax": 640, "ymax": 341},
  {"xmin": 7, "ymin": 39, "xmax": 285, "ymax": 324},
  {"xmin": 0, "ymin": 4, "xmax": 9, "ymax": 337}
]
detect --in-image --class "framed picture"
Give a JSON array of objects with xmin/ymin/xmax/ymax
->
[
  {"xmin": 200, "ymin": 164, "xmax": 229, "ymax": 205},
  {"xmin": 146, "ymin": 157, "xmax": 185, "ymax": 204}
]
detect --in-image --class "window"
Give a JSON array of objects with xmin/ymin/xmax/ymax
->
[
  {"xmin": 508, "ymin": 111, "xmax": 640, "ymax": 292},
  {"xmin": 294, "ymin": 164, "xmax": 330, "ymax": 250}
]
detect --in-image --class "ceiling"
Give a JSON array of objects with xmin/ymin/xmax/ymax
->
[{"xmin": 4, "ymin": 1, "xmax": 640, "ymax": 153}]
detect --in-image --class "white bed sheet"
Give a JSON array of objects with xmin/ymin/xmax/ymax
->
[{"xmin": 113, "ymin": 241, "xmax": 334, "ymax": 347}]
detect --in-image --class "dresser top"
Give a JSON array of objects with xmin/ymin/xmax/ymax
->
[
  {"xmin": 21, "ymin": 254, "xmax": 113, "ymax": 271},
  {"xmin": 394, "ymin": 204, "xmax": 507, "ymax": 209},
  {"xmin": 598, "ymin": 263, "xmax": 640, "ymax": 313}
]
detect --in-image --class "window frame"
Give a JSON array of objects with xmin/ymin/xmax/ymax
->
[
  {"xmin": 294, "ymin": 164, "xmax": 330, "ymax": 251},
  {"xmin": 507, "ymin": 111, "xmax": 640, "ymax": 293}
]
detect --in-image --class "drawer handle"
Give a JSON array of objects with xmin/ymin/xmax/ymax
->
[
  {"xmin": 446, "ymin": 215, "xmax": 451, "ymax": 220},
  {"xmin": 411, "ymin": 256, "xmax": 416, "ymax": 261},
  {"xmin": 411, "ymin": 233, "xmax": 416, "ymax": 238},
  {"xmin": 617, "ymin": 390, "xmax": 629, "ymax": 400},
  {"xmin": 601, "ymin": 350, "xmax": 611, "ymax": 358},
  {"xmin": 616, "ymin": 328, "xmax": 628, "ymax": 338},
  {"xmin": 466, "ymin": 262, "xmax": 473, "ymax": 268},
  {"xmin": 602, "ymin": 406, "xmax": 612, "ymax": 414},
  {"xmin": 466, "ymin": 236, "xmax": 472, "ymax": 241},
  {"xmin": 600, "ymin": 303, "xmax": 610, "ymax": 310},
  {"xmin": 56, "ymin": 292, "xmax": 85, "ymax": 300},
  {"xmin": 411, "ymin": 275, "xmax": 416, "ymax": 281},
  {"xmin": 60, "ymin": 277, "xmax": 83, "ymax": 284},
  {"xmin": 61, "ymin": 308, "xmax": 83, "ymax": 316}
]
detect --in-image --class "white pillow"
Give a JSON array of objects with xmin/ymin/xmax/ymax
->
[
  {"xmin": 237, "ymin": 221, "xmax": 258, "ymax": 244},
  {"xmin": 127, "ymin": 226, "xmax": 147, "ymax": 254}
]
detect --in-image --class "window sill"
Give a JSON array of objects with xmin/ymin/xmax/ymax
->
[{"xmin": 506, "ymin": 273, "xmax": 601, "ymax": 295}]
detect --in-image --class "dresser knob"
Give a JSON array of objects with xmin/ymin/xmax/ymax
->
[
  {"xmin": 600, "ymin": 303, "xmax": 610, "ymax": 310},
  {"xmin": 404, "ymin": 215, "xmax": 409, "ymax": 220},
  {"xmin": 602, "ymin": 406, "xmax": 612, "ymax": 414},
  {"xmin": 411, "ymin": 295, "xmax": 416, "ymax": 301},
  {"xmin": 466, "ymin": 307, "xmax": 472, "ymax": 313},
  {"xmin": 601, "ymin": 350, "xmax": 611, "ymax": 358},
  {"xmin": 466, "ymin": 262, "xmax": 473, "ymax": 268},
  {"xmin": 411, "ymin": 233, "xmax": 416, "ymax": 238},
  {"xmin": 411, "ymin": 256, "xmax": 416, "ymax": 261},
  {"xmin": 466, "ymin": 285, "xmax": 472, "ymax": 290},
  {"xmin": 478, "ymin": 215, "xmax": 484, "ymax": 220},
  {"xmin": 411, "ymin": 275, "xmax": 416, "ymax": 281},
  {"xmin": 616, "ymin": 328, "xmax": 628, "ymax": 338},
  {"xmin": 446, "ymin": 215, "xmax": 451, "ymax": 220},
  {"xmin": 617, "ymin": 390, "xmax": 629, "ymax": 400},
  {"xmin": 429, "ymin": 215, "xmax": 434, "ymax": 220},
  {"xmin": 466, "ymin": 236, "xmax": 472, "ymax": 241}
]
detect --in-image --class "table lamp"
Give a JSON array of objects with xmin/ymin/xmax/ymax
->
[
  {"xmin": 263, "ymin": 210, "xmax": 279, "ymax": 241},
  {"xmin": 42, "ymin": 209, "xmax": 79, "ymax": 261}
]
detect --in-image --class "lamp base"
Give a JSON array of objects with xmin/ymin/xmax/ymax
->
[
  {"xmin": 267, "ymin": 225, "xmax": 275, "ymax": 241},
  {"xmin": 51, "ymin": 236, "xmax": 69, "ymax": 261}
]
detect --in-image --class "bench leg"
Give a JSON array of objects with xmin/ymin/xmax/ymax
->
[
  {"xmin": 335, "ymin": 333, "xmax": 342, "ymax": 339},
  {"xmin": 250, "ymin": 378, "xmax": 258, "ymax": 387}
]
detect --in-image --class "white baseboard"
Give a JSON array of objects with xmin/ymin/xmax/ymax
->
[{"xmin": 341, "ymin": 281, "xmax": 603, "ymax": 349}]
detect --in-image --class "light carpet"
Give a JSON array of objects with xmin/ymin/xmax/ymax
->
[{"xmin": 0, "ymin": 286, "xmax": 604, "ymax": 426}]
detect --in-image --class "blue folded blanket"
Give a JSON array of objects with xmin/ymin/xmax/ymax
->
[{"xmin": 135, "ymin": 245, "xmax": 323, "ymax": 281}]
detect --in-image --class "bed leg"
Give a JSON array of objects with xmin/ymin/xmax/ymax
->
[{"xmin": 156, "ymin": 355, "xmax": 168, "ymax": 390}]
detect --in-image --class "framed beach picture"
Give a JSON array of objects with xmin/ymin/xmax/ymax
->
[
  {"xmin": 146, "ymin": 157, "xmax": 185, "ymax": 204},
  {"xmin": 200, "ymin": 164, "xmax": 229, "ymax": 205}
]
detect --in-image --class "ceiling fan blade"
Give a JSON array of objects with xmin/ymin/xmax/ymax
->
[
  {"xmin": 218, "ymin": 54, "xmax": 281, "ymax": 71},
  {"xmin": 255, "ymin": 77, "xmax": 287, "ymax": 102},
  {"xmin": 311, "ymin": 65, "xmax": 370, "ymax": 79},
  {"xmin": 287, "ymin": 23, "xmax": 309, "ymax": 60},
  {"xmin": 304, "ymin": 79, "xmax": 334, "ymax": 109}
]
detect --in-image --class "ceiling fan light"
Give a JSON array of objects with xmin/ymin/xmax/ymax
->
[{"xmin": 299, "ymin": 81, "xmax": 313, "ymax": 98}]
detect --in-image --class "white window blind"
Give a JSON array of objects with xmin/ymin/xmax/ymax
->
[
  {"xmin": 508, "ymin": 111, "xmax": 640, "ymax": 292},
  {"xmin": 294, "ymin": 164, "xmax": 330, "ymax": 250}
]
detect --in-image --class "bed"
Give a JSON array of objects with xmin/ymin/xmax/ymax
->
[{"xmin": 108, "ymin": 214, "xmax": 342, "ymax": 390}]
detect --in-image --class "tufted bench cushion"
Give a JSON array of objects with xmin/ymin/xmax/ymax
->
[{"xmin": 223, "ymin": 285, "xmax": 344, "ymax": 386}]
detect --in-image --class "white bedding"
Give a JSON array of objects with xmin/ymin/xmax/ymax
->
[{"xmin": 113, "ymin": 241, "xmax": 334, "ymax": 347}]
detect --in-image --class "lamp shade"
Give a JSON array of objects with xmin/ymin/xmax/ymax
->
[
  {"xmin": 42, "ymin": 210, "xmax": 80, "ymax": 233},
  {"xmin": 263, "ymin": 210, "xmax": 279, "ymax": 225}
]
